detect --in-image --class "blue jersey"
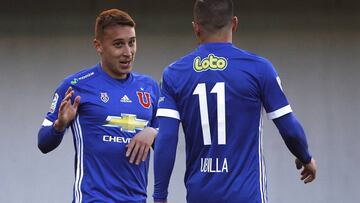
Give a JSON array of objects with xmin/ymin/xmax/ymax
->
[
  {"xmin": 156, "ymin": 43, "xmax": 292, "ymax": 203},
  {"xmin": 40, "ymin": 64, "xmax": 159, "ymax": 203}
]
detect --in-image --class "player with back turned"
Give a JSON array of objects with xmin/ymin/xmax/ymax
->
[
  {"xmin": 153, "ymin": 0, "xmax": 317, "ymax": 202},
  {"xmin": 38, "ymin": 9, "xmax": 159, "ymax": 203}
]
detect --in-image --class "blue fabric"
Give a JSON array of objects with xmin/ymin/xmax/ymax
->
[
  {"xmin": 38, "ymin": 63, "xmax": 160, "ymax": 203},
  {"xmin": 38, "ymin": 125, "xmax": 65, "ymax": 153},
  {"xmin": 154, "ymin": 42, "xmax": 306, "ymax": 203},
  {"xmin": 153, "ymin": 117, "xmax": 180, "ymax": 201},
  {"xmin": 273, "ymin": 113, "xmax": 312, "ymax": 164}
]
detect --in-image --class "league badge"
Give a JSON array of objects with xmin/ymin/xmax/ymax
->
[
  {"xmin": 100, "ymin": 92, "xmax": 109, "ymax": 103},
  {"xmin": 49, "ymin": 93, "xmax": 59, "ymax": 113}
]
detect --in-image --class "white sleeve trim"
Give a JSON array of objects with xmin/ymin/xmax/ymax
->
[
  {"xmin": 156, "ymin": 108, "xmax": 180, "ymax": 120},
  {"xmin": 267, "ymin": 105, "xmax": 292, "ymax": 120},
  {"xmin": 42, "ymin": 118, "xmax": 54, "ymax": 126}
]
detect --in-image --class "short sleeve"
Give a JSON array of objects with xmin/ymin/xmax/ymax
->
[
  {"xmin": 156, "ymin": 69, "xmax": 180, "ymax": 120},
  {"xmin": 260, "ymin": 61, "xmax": 292, "ymax": 120}
]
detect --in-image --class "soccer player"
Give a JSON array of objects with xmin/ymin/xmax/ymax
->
[
  {"xmin": 153, "ymin": 0, "xmax": 317, "ymax": 203},
  {"xmin": 38, "ymin": 9, "xmax": 159, "ymax": 203}
]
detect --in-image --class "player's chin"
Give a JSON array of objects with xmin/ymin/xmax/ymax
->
[{"xmin": 117, "ymin": 65, "xmax": 133, "ymax": 75}]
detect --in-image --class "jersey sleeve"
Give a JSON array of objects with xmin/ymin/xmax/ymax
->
[
  {"xmin": 38, "ymin": 79, "xmax": 71, "ymax": 153},
  {"xmin": 153, "ymin": 68, "xmax": 182, "ymax": 201},
  {"xmin": 273, "ymin": 113, "xmax": 312, "ymax": 164},
  {"xmin": 42, "ymin": 79, "xmax": 71, "ymax": 126},
  {"xmin": 259, "ymin": 60, "xmax": 292, "ymax": 119},
  {"xmin": 156, "ymin": 68, "xmax": 180, "ymax": 120}
]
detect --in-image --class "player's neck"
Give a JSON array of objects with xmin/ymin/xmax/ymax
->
[
  {"xmin": 100, "ymin": 61, "xmax": 129, "ymax": 80},
  {"xmin": 199, "ymin": 31, "xmax": 232, "ymax": 44}
]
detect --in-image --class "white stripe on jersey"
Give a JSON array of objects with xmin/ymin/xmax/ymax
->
[
  {"xmin": 42, "ymin": 118, "xmax": 53, "ymax": 126},
  {"xmin": 73, "ymin": 115, "xmax": 84, "ymax": 203},
  {"xmin": 258, "ymin": 111, "xmax": 268, "ymax": 203},
  {"xmin": 267, "ymin": 105, "xmax": 292, "ymax": 120},
  {"xmin": 156, "ymin": 108, "xmax": 180, "ymax": 120}
]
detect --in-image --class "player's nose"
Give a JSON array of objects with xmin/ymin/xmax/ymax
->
[{"xmin": 122, "ymin": 45, "xmax": 131, "ymax": 57}]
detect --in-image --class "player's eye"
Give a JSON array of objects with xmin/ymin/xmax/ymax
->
[
  {"xmin": 113, "ymin": 42, "xmax": 124, "ymax": 48},
  {"xmin": 129, "ymin": 39, "xmax": 135, "ymax": 47}
]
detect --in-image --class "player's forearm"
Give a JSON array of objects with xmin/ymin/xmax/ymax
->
[
  {"xmin": 153, "ymin": 117, "xmax": 179, "ymax": 202},
  {"xmin": 273, "ymin": 113, "xmax": 312, "ymax": 164},
  {"xmin": 38, "ymin": 125, "xmax": 65, "ymax": 154}
]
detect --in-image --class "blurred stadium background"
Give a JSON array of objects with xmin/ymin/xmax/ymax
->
[{"xmin": 0, "ymin": 0, "xmax": 359, "ymax": 202}]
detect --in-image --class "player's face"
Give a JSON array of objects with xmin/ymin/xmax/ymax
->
[{"xmin": 94, "ymin": 25, "xmax": 136, "ymax": 79}]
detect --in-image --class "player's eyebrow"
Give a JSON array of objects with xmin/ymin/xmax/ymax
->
[{"xmin": 113, "ymin": 37, "xmax": 136, "ymax": 43}]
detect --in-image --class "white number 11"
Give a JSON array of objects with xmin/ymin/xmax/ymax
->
[{"xmin": 193, "ymin": 82, "xmax": 226, "ymax": 145}]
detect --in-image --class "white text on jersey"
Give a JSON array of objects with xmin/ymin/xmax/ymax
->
[
  {"xmin": 103, "ymin": 135, "xmax": 131, "ymax": 144},
  {"xmin": 200, "ymin": 157, "xmax": 228, "ymax": 173},
  {"xmin": 193, "ymin": 54, "xmax": 228, "ymax": 72}
]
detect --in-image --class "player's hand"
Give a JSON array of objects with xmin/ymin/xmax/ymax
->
[
  {"xmin": 126, "ymin": 127, "xmax": 157, "ymax": 165},
  {"xmin": 54, "ymin": 86, "xmax": 81, "ymax": 132},
  {"xmin": 295, "ymin": 158, "xmax": 317, "ymax": 184}
]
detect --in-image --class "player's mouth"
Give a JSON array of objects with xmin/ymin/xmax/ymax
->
[{"xmin": 119, "ymin": 60, "xmax": 132, "ymax": 68}]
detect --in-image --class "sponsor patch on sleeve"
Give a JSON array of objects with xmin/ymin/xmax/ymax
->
[{"xmin": 49, "ymin": 93, "xmax": 59, "ymax": 113}]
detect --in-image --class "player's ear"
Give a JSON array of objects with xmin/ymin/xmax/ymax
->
[
  {"xmin": 192, "ymin": 21, "xmax": 201, "ymax": 38},
  {"xmin": 231, "ymin": 16, "xmax": 238, "ymax": 33},
  {"xmin": 93, "ymin": 38, "xmax": 102, "ymax": 54}
]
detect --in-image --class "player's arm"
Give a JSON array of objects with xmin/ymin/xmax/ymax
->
[
  {"xmin": 153, "ymin": 68, "xmax": 179, "ymax": 202},
  {"xmin": 273, "ymin": 113, "xmax": 311, "ymax": 164},
  {"xmin": 259, "ymin": 59, "xmax": 316, "ymax": 183},
  {"xmin": 38, "ymin": 123, "xmax": 66, "ymax": 154},
  {"xmin": 273, "ymin": 113, "xmax": 316, "ymax": 183},
  {"xmin": 38, "ymin": 86, "xmax": 80, "ymax": 153},
  {"xmin": 126, "ymin": 79, "xmax": 160, "ymax": 165},
  {"xmin": 153, "ymin": 116, "xmax": 180, "ymax": 203}
]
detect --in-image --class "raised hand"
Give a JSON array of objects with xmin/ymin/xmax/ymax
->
[
  {"xmin": 54, "ymin": 86, "xmax": 81, "ymax": 131},
  {"xmin": 295, "ymin": 158, "xmax": 317, "ymax": 184}
]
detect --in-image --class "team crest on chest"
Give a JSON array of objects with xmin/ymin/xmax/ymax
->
[
  {"xmin": 136, "ymin": 91, "xmax": 151, "ymax": 108},
  {"xmin": 100, "ymin": 92, "xmax": 109, "ymax": 103}
]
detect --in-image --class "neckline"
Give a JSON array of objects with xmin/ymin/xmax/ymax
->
[
  {"xmin": 96, "ymin": 63, "xmax": 134, "ymax": 85},
  {"xmin": 198, "ymin": 42, "xmax": 233, "ymax": 49}
]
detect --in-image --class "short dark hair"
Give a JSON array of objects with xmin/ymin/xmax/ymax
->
[
  {"xmin": 194, "ymin": 0, "xmax": 234, "ymax": 33},
  {"xmin": 95, "ymin": 9, "xmax": 136, "ymax": 40}
]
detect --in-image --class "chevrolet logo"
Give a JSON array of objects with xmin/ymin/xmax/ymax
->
[{"xmin": 103, "ymin": 114, "xmax": 148, "ymax": 133}]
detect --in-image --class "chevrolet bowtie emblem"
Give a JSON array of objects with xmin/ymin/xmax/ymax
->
[{"xmin": 104, "ymin": 114, "xmax": 148, "ymax": 133}]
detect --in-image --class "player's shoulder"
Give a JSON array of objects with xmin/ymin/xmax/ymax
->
[
  {"xmin": 131, "ymin": 71, "xmax": 159, "ymax": 86},
  {"xmin": 232, "ymin": 46, "xmax": 277, "ymax": 76},
  {"xmin": 62, "ymin": 64, "xmax": 100, "ymax": 86},
  {"xmin": 233, "ymin": 46, "xmax": 273, "ymax": 65},
  {"xmin": 170, "ymin": 48, "xmax": 200, "ymax": 68},
  {"xmin": 163, "ymin": 50, "xmax": 198, "ymax": 76}
]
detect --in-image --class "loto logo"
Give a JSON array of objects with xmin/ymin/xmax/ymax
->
[{"xmin": 193, "ymin": 54, "xmax": 228, "ymax": 72}]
